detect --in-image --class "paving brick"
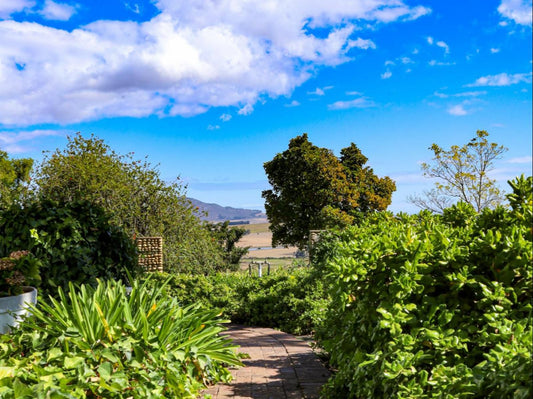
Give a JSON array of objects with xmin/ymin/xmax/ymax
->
[{"xmin": 201, "ymin": 325, "xmax": 329, "ymax": 398}]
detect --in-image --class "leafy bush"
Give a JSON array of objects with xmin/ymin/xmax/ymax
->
[
  {"xmin": 0, "ymin": 199, "xmax": 139, "ymax": 297},
  {"xmin": 146, "ymin": 266, "xmax": 329, "ymax": 335},
  {"xmin": 0, "ymin": 278, "xmax": 242, "ymax": 398},
  {"xmin": 314, "ymin": 176, "xmax": 532, "ymax": 398},
  {"xmin": 34, "ymin": 133, "xmax": 225, "ymax": 274}
]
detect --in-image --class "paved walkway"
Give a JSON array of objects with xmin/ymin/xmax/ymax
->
[{"xmin": 202, "ymin": 325, "xmax": 330, "ymax": 399}]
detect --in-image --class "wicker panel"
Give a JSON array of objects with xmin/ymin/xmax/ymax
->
[{"xmin": 136, "ymin": 237, "xmax": 163, "ymax": 272}]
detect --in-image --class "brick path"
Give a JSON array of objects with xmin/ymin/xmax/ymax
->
[{"xmin": 202, "ymin": 325, "xmax": 330, "ymax": 399}]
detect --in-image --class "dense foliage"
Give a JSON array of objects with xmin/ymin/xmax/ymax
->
[
  {"xmin": 206, "ymin": 221, "xmax": 249, "ymax": 271},
  {"xmin": 263, "ymin": 134, "xmax": 395, "ymax": 249},
  {"xmin": 315, "ymin": 175, "xmax": 532, "ymax": 398},
  {"xmin": 409, "ymin": 130, "xmax": 507, "ymax": 212},
  {"xmin": 0, "ymin": 150, "xmax": 33, "ymax": 209},
  {"xmin": 145, "ymin": 266, "xmax": 328, "ymax": 335},
  {"xmin": 0, "ymin": 199, "xmax": 139, "ymax": 297},
  {"xmin": 34, "ymin": 133, "xmax": 224, "ymax": 273},
  {"xmin": 0, "ymin": 278, "xmax": 242, "ymax": 398}
]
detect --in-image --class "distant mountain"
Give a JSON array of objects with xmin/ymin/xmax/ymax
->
[{"xmin": 188, "ymin": 198, "xmax": 266, "ymax": 222}]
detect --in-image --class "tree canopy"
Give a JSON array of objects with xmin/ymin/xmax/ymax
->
[
  {"xmin": 34, "ymin": 133, "xmax": 224, "ymax": 273},
  {"xmin": 0, "ymin": 150, "xmax": 33, "ymax": 209},
  {"xmin": 409, "ymin": 130, "xmax": 507, "ymax": 213},
  {"xmin": 262, "ymin": 134, "xmax": 395, "ymax": 249}
]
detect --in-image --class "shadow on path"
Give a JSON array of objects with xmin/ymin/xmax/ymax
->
[{"xmin": 202, "ymin": 325, "xmax": 330, "ymax": 399}]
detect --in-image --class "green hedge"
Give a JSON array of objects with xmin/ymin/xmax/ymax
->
[
  {"xmin": 314, "ymin": 176, "xmax": 532, "ymax": 398},
  {"xmin": 0, "ymin": 199, "xmax": 140, "ymax": 297},
  {"xmin": 145, "ymin": 266, "xmax": 329, "ymax": 336}
]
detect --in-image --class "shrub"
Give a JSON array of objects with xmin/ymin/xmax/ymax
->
[
  {"xmin": 0, "ymin": 278, "xmax": 242, "ymax": 398},
  {"xmin": 314, "ymin": 176, "xmax": 532, "ymax": 398},
  {"xmin": 146, "ymin": 266, "xmax": 329, "ymax": 336},
  {"xmin": 0, "ymin": 198, "xmax": 139, "ymax": 297}
]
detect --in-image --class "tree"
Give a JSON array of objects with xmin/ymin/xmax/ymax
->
[
  {"xmin": 409, "ymin": 130, "xmax": 507, "ymax": 213},
  {"xmin": 0, "ymin": 150, "xmax": 33, "ymax": 209},
  {"xmin": 262, "ymin": 134, "xmax": 395, "ymax": 249},
  {"xmin": 207, "ymin": 221, "xmax": 249, "ymax": 270},
  {"xmin": 35, "ymin": 133, "xmax": 224, "ymax": 273}
]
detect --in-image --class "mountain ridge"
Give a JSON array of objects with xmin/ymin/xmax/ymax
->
[{"xmin": 188, "ymin": 198, "xmax": 266, "ymax": 222}]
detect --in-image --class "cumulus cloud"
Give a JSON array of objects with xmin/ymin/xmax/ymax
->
[
  {"xmin": 0, "ymin": 0, "xmax": 34, "ymax": 18},
  {"xmin": 498, "ymin": 0, "xmax": 533, "ymax": 26},
  {"xmin": 39, "ymin": 0, "xmax": 76, "ymax": 21},
  {"xmin": 381, "ymin": 71, "xmax": 392, "ymax": 79},
  {"xmin": 490, "ymin": 48, "xmax": 500, "ymax": 53},
  {"xmin": 467, "ymin": 72, "xmax": 532, "ymax": 86},
  {"xmin": 219, "ymin": 113, "xmax": 232, "ymax": 122},
  {"xmin": 328, "ymin": 96, "xmax": 374, "ymax": 110},
  {"xmin": 0, "ymin": 0, "xmax": 430, "ymax": 126}
]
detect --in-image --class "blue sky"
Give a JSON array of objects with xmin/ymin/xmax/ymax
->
[{"xmin": 0, "ymin": 0, "xmax": 531, "ymax": 212}]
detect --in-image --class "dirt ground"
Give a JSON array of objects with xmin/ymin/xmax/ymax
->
[{"xmin": 236, "ymin": 223, "xmax": 298, "ymax": 259}]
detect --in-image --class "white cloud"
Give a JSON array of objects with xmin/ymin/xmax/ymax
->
[
  {"xmin": 381, "ymin": 71, "xmax": 392, "ymax": 79},
  {"xmin": 490, "ymin": 48, "xmax": 500, "ymax": 53},
  {"xmin": 427, "ymin": 36, "xmax": 434, "ymax": 45},
  {"xmin": 0, "ymin": 0, "xmax": 34, "ymax": 18},
  {"xmin": 447, "ymin": 104, "xmax": 469, "ymax": 116},
  {"xmin": 0, "ymin": 129, "xmax": 64, "ymax": 153},
  {"xmin": 284, "ymin": 100, "xmax": 300, "ymax": 107},
  {"xmin": 467, "ymin": 72, "xmax": 532, "ymax": 86},
  {"xmin": 498, "ymin": 0, "xmax": 533, "ymax": 26},
  {"xmin": 308, "ymin": 88, "xmax": 325, "ymax": 96},
  {"xmin": 39, "ymin": 0, "xmax": 76, "ymax": 21},
  {"xmin": 0, "ymin": 0, "xmax": 431, "ymax": 126},
  {"xmin": 220, "ymin": 113, "xmax": 232, "ymax": 122},
  {"xmin": 328, "ymin": 96, "xmax": 374, "ymax": 110},
  {"xmin": 436, "ymin": 40, "xmax": 450, "ymax": 54},
  {"xmin": 384, "ymin": 60, "xmax": 395, "ymax": 66},
  {"xmin": 346, "ymin": 91, "xmax": 362, "ymax": 95},
  {"xmin": 400, "ymin": 56, "xmax": 414, "ymax": 64},
  {"xmin": 429, "ymin": 60, "xmax": 455, "ymax": 66},
  {"xmin": 506, "ymin": 156, "xmax": 533, "ymax": 164},
  {"xmin": 238, "ymin": 103, "xmax": 254, "ymax": 115},
  {"xmin": 207, "ymin": 124, "xmax": 220, "ymax": 130},
  {"xmin": 435, "ymin": 90, "xmax": 487, "ymax": 98}
]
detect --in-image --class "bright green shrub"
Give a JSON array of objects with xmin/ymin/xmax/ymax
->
[
  {"xmin": 0, "ymin": 278, "xmax": 242, "ymax": 398},
  {"xmin": 0, "ymin": 199, "xmax": 139, "ymax": 297},
  {"xmin": 315, "ymin": 176, "xmax": 532, "ymax": 398},
  {"xmin": 146, "ymin": 266, "xmax": 329, "ymax": 335}
]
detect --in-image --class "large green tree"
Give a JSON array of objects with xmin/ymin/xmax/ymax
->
[
  {"xmin": 0, "ymin": 150, "xmax": 33, "ymax": 209},
  {"xmin": 409, "ymin": 130, "xmax": 507, "ymax": 213},
  {"xmin": 262, "ymin": 134, "xmax": 395, "ymax": 249},
  {"xmin": 35, "ymin": 133, "xmax": 223, "ymax": 273}
]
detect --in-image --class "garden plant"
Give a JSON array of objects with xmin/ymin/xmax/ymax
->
[
  {"xmin": 0, "ymin": 277, "xmax": 242, "ymax": 398},
  {"xmin": 314, "ymin": 175, "xmax": 532, "ymax": 398}
]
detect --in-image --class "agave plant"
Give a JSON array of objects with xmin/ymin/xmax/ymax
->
[{"xmin": 0, "ymin": 277, "xmax": 242, "ymax": 398}]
